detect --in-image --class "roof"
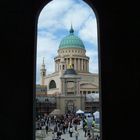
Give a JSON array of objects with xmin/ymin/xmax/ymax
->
[
  {"xmin": 59, "ymin": 26, "xmax": 85, "ymax": 49},
  {"xmin": 63, "ymin": 68, "xmax": 77, "ymax": 75}
]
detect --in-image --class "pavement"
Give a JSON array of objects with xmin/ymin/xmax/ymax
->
[{"xmin": 35, "ymin": 124, "xmax": 100, "ymax": 140}]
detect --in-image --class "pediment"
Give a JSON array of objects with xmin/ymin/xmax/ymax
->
[{"xmin": 80, "ymin": 83, "xmax": 98, "ymax": 89}]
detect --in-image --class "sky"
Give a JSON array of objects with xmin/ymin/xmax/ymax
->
[{"xmin": 36, "ymin": 0, "xmax": 98, "ymax": 84}]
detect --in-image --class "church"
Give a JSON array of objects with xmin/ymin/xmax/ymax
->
[{"xmin": 37, "ymin": 26, "xmax": 99, "ymax": 114}]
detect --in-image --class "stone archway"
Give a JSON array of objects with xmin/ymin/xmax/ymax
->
[{"xmin": 66, "ymin": 100, "xmax": 75, "ymax": 113}]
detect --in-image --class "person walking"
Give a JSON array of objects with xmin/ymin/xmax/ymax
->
[
  {"xmin": 84, "ymin": 124, "xmax": 88, "ymax": 137},
  {"xmin": 87, "ymin": 129, "xmax": 91, "ymax": 137},
  {"xmin": 45, "ymin": 124, "xmax": 49, "ymax": 135},
  {"xmin": 74, "ymin": 127, "xmax": 79, "ymax": 140},
  {"xmin": 83, "ymin": 117, "xmax": 88, "ymax": 131},
  {"xmin": 52, "ymin": 131, "xmax": 55, "ymax": 140},
  {"xmin": 91, "ymin": 120, "xmax": 95, "ymax": 140},
  {"xmin": 92, "ymin": 119, "xmax": 95, "ymax": 128},
  {"xmin": 69, "ymin": 125, "xmax": 73, "ymax": 137},
  {"xmin": 41, "ymin": 125, "xmax": 46, "ymax": 137}
]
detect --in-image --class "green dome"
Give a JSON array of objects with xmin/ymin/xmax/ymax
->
[{"xmin": 59, "ymin": 26, "xmax": 85, "ymax": 49}]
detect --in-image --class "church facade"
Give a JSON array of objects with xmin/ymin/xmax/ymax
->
[{"xmin": 38, "ymin": 26, "xmax": 99, "ymax": 114}]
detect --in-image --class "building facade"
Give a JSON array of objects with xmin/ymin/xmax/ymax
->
[{"xmin": 36, "ymin": 26, "xmax": 99, "ymax": 114}]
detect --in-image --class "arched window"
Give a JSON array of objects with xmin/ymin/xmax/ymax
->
[
  {"xmin": 63, "ymin": 65, "xmax": 65, "ymax": 70},
  {"xmin": 49, "ymin": 80, "xmax": 56, "ymax": 89}
]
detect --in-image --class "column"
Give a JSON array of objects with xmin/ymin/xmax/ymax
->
[
  {"xmin": 86, "ymin": 60, "xmax": 88, "ymax": 72},
  {"xmin": 61, "ymin": 78, "xmax": 64, "ymax": 94},
  {"xmin": 78, "ymin": 80, "xmax": 80, "ymax": 94},
  {"xmin": 68, "ymin": 58, "xmax": 70, "ymax": 66},
  {"xmin": 72, "ymin": 58, "xmax": 74, "ymax": 68},
  {"xmin": 74, "ymin": 80, "xmax": 76, "ymax": 95},
  {"xmin": 56, "ymin": 63, "xmax": 58, "ymax": 72},
  {"xmin": 87, "ymin": 61, "xmax": 89, "ymax": 72},
  {"xmin": 83, "ymin": 59, "xmax": 86, "ymax": 71},
  {"xmin": 76, "ymin": 58, "xmax": 78, "ymax": 71},
  {"xmin": 66, "ymin": 58, "xmax": 68, "ymax": 69},
  {"xmin": 74, "ymin": 58, "xmax": 77, "ymax": 70},
  {"xmin": 78, "ymin": 58, "xmax": 80, "ymax": 71},
  {"xmin": 80, "ymin": 58, "xmax": 82, "ymax": 71},
  {"xmin": 81, "ymin": 59, "xmax": 83, "ymax": 71},
  {"xmin": 55, "ymin": 61, "xmax": 56, "ymax": 72},
  {"xmin": 64, "ymin": 79, "xmax": 67, "ymax": 95}
]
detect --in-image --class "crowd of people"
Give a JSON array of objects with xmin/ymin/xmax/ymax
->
[{"xmin": 36, "ymin": 112, "xmax": 100, "ymax": 140}]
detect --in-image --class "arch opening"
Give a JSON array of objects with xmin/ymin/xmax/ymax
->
[
  {"xmin": 35, "ymin": 0, "xmax": 101, "ymax": 139},
  {"xmin": 49, "ymin": 80, "xmax": 56, "ymax": 89}
]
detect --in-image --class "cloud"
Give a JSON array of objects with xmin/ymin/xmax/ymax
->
[
  {"xmin": 36, "ymin": 0, "xmax": 98, "ymax": 84},
  {"xmin": 38, "ymin": 0, "xmax": 96, "ymax": 33},
  {"xmin": 36, "ymin": 31, "xmax": 60, "ymax": 84},
  {"xmin": 79, "ymin": 16, "xmax": 97, "ymax": 46},
  {"xmin": 89, "ymin": 61, "xmax": 98, "ymax": 73},
  {"xmin": 61, "ymin": 3, "xmax": 93, "ymax": 30},
  {"xmin": 86, "ymin": 49, "xmax": 98, "ymax": 73},
  {"xmin": 38, "ymin": 0, "xmax": 75, "ymax": 31}
]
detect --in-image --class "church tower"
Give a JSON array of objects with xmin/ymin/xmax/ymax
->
[{"xmin": 40, "ymin": 57, "xmax": 46, "ymax": 85}]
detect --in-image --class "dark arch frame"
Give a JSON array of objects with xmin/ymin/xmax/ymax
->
[
  {"xmin": 1, "ymin": 0, "xmax": 137, "ymax": 139},
  {"xmin": 33, "ymin": 0, "xmax": 102, "ymax": 140}
]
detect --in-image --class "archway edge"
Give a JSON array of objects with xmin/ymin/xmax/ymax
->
[{"xmin": 33, "ymin": 0, "xmax": 100, "ymax": 26}]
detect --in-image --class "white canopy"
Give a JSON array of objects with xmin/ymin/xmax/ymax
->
[
  {"xmin": 49, "ymin": 109, "xmax": 63, "ymax": 116},
  {"xmin": 76, "ymin": 109, "xmax": 84, "ymax": 114},
  {"xmin": 93, "ymin": 111, "xmax": 100, "ymax": 118},
  {"xmin": 86, "ymin": 93, "xmax": 99, "ymax": 102}
]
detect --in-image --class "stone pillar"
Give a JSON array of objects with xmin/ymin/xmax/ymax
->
[
  {"xmin": 87, "ymin": 61, "xmax": 89, "ymax": 72},
  {"xmin": 66, "ymin": 58, "xmax": 68, "ymax": 69},
  {"xmin": 78, "ymin": 58, "xmax": 80, "ymax": 71},
  {"xmin": 72, "ymin": 58, "xmax": 74, "ymax": 68},
  {"xmin": 86, "ymin": 60, "xmax": 88, "ymax": 72},
  {"xmin": 76, "ymin": 58, "xmax": 78, "ymax": 71},
  {"xmin": 81, "ymin": 59, "xmax": 83, "ymax": 71},
  {"xmin": 61, "ymin": 78, "xmax": 64, "ymax": 94},
  {"xmin": 74, "ymin": 80, "xmax": 76, "ymax": 95},
  {"xmin": 83, "ymin": 59, "xmax": 85, "ymax": 72},
  {"xmin": 80, "ymin": 59, "xmax": 81, "ymax": 71},
  {"xmin": 56, "ymin": 62, "xmax": 58, "ymax": 72},
  {"xmin": 83, "ymin": 59, "xmax": 85, "ymax": 71},
  {"xmin": 68, "ymin": 58, "xmax": 70, "ymax": 66},
  {"xmin": 55, "ymin": 61, "xmax": 56, "ymax": 72},
  {"xmin": 64, "ymin": 79, "xmax": 67, "ymax": 95},
  {"xmin": 74, "ymin": 58, "xmax": 76, "ymax": 70},
  {"xmin": 78, "ymin": 80, "xmax": 80, "ymax": 95}
]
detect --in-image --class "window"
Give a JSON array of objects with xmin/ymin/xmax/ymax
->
[
  {"xmin": 63, "ymin": 65, "xmax": 65, "ymax": 70},
  {"xmin": 43, "ymin": 72, "xmax": 45, "ymax": 76},
  {"xmin": 49, "ymin": 80, "xmax": 56, "ymax": 89}
]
